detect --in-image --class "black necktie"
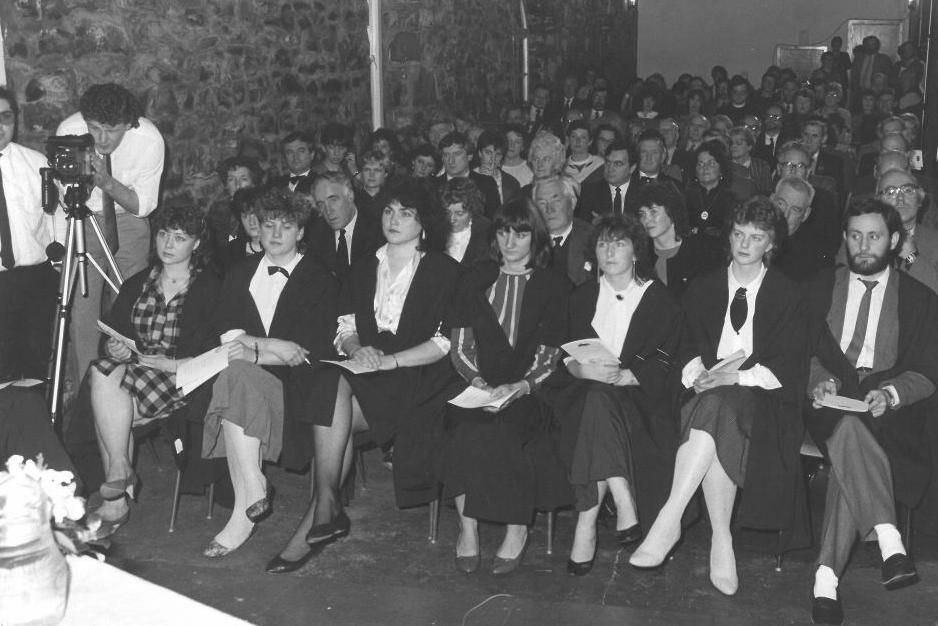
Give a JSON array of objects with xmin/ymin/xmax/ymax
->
[
  {"xmin": 613, "ymin": 186, "xmax": 623, "ymax": 214},
  {"xmin": 268, "ymin": 266, "xmax": 290, "ymax": 278},
  {"xmin": 730, "ymin": 287, "xmax": 747, "ymax": 333},
  {"xmin": 335, "ymin": 228, "xmax": 349, "ymax": 273},
  {"xmin": 844, "ymin": 279, "xmax": 878, "ymax": 367},
  {"xmin": 552, "ymin": 236, "xmax": 563, "ymax": 247},
  {"xmin": 102, "ymin": 154, "xmax": 119, "ymax": 253},
  {"xmin": 0, "ymin": 154, "xmax": 14, "ymax": 269}
]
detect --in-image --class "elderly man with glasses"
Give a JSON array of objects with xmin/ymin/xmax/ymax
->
[
  {"xmin": 877, "ymin": 169, "xmax": 938, "ymax": 294},
  {"xmin": 775, "ymin": 142, "xmax": 841, "ymax": 262}
]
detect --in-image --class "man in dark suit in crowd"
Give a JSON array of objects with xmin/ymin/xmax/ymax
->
[
  {"xmin": 534, "ymin": 175, "xmax": 592, "ymax": 286},
  {"xmin": 635, "ymin": 130, "xmax": 684, "ymax": 194},
  {"xmin": 753, "ymin": 104, "xmax": 784, "ymax": 164},
  {"xmin": 805, "ymin": 198, "xmax": 936, "ymax": 625},
  {"xmin": 801, "ymin": 117, "xmax": 850, "ymax": 205},
  {"xmin": 775, "ymin": 142, "xmax": 841, "ymax": 261},
  {"xmin": 851, "ymin": 36, "xmax": 895, "ymax": 102},
  {"xmin": 307, "ymin": 171, "xmax": 383, "ymax": 283},
  {"xmin": 434, "ymin": 132, "xmax": 500, "ymax": 218},
  {"xmin": 270, "ymin": 131, "xmax": 317, "ymax": 194},
  {"xmin": 576, "ymin": 140, "xmax": 638, "ymax": 222},
  {"xmin": 673, "ymin": 113, "xmax": 710, "ymax": 173},
  {"xmin": 771, "ymin": 176, "xmax": 832, "ymax": 282},
  {"xmin": 877, "ymin": 169, "xmax": 938, "ymax": 294},
  {"xmin": 526, "ymin": 83, "xmax": 560, "ymax": 137}
]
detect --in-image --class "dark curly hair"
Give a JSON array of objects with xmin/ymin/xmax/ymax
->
[
  {"xmin": 78, "ymin": 83, "xmax": 142, "ymax": 127},
  {"xmin": 633, "ymin": 181, "xmax": 691, "ymax": 238},
  {"xmin": 693, "ymin": 139, "xmax": 733, "ymax": 185},
  {"xmin": 843, "ymin": 196, "xmax": 905, "ymax": 265},
  {"xmin": 441, "ymin": 177, "xmax": 485, "ymax": 219},
  {"xmin": 254, "ymin": 185, "xmax": 313, "ymax": 230},
  {"xmin": 727, "ymin": 195, "xmax": 788, "ymax": 264},
  {"xmin": 217, "ymin": 156, "xmax": 264, "ymax": 188},
  {"xmin": 489, "ymin": 199, "xmax": 551, "ymax": 270},
  {"xmin": 150, "ymin": 205, "xmax": 210, "ymax": 269},
  {"xmin": 383, "ymin": 178, "xmax": 450, "ymax": 253},
  {"xmin": 229, "ymin": 187, "xmax": 263, "ymax": 219},
  {"xmin": 588, "ymin": 214, "xmax": 655, "ymax": 282}
]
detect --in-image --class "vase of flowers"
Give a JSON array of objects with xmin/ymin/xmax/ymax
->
[{"xmin": 0, "ymin": 455, "xmax": 86, "ymax": 626}]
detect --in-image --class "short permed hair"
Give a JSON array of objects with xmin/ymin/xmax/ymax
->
[
  {"xmin": 79, "ymin": 83, "xmax": 142, "ymax": 127},
  {"xmin": 588, "ymin": 213, "xmax": 655, "ymax": 282},
  {"xmin": 254, "ymin": 185, "xmax": 313, "ymax": 230},
  {"xmin": 441, "ymin": 177, "xmax": 485, "ymax": 219},
  {"xmin": 150, "ymin": 204, "xmax": 210, "ymax": 269},
  {"xmin": 728, "ymin": 195, "xmax": 788, "ymax": 263}
]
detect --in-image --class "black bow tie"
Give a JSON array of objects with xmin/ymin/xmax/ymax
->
[
  {"xmin": 268, "ymin": 266, "xmax": 290, "ymax": 278},
  {"xmin": 640, "ymin": 175, "xmax": 655, "ymax": 184},
  {"xmin": 289, "ymin": 175, "xmax": 304, "ymax": 185}
]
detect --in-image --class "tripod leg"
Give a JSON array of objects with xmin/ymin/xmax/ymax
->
[
  {"xmin": 86, "ymin": 212, "xmax": 124, "ymax": 289},
  {"xmin": 47, "ymin": 218, "xmax": 80, "ymax": 423}
]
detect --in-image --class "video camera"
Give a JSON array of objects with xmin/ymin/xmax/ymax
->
[{"xmin": 40, "ymin": 133, "xmax": 95, "ymax": 214}]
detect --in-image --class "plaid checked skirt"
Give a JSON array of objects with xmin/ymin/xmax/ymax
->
[{"xmin": 93, "ymin": 357, "xmax": 185, "ymax": 420}]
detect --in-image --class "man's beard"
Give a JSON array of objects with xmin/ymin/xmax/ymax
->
[{"xmin": 847, "ymin": 247, "xmax": 891, "ymax": 275}]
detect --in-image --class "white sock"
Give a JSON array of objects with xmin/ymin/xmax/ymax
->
[
  {"xmin": 813, "ymin": 565, "xmax": 839, "ymax": 600},
  {"xmin": 875, "ymin": 524, "xmax": 906, "ymax": 560}
]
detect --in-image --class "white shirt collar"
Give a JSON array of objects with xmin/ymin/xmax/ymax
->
[{"xmin": 552, "ymin": 222, "xmax": 574, "ymax": 245}]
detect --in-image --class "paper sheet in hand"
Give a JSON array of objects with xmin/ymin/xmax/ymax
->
[
  {"xmin": 819, "ymin": 395, "xmax": 870, "ymax": 413},
  {"xmin": 0, "ymin": 379, "xmax": 43, "ymax": 391},
  {"xmin": 96, "ymin": 321, "xmax": 141, "ymax": 355},
  {"xmin": 321, "ymin": 359, "xmax": 377, "ymax": 375},
  {"xmin": 176, "ymin": 346, "xmax": 229, "ymax": 395},
  {"xmin": 708, "ymin": 349, "xmax": 746, "ymax": 374},
  {"xmin": 561, "ymin": 338, "xmax": 619, "ymax": 364},
  {"xmin": 448, "ymin": 386, "xmax": 518, "ymax": 410}
]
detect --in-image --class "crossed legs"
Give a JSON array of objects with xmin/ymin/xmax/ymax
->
[
  {"xmin": 89, "ymin": 364, "xmax": 134, "ymax": 521},
  {"xmin": 212, "ymin": 420, "xmax": 268, "ymax": 551},
  {"xmin": 570, "ymin": 477, "xmax": 638, "ymax": 563}
]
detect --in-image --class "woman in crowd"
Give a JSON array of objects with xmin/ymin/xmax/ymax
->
[
  {"xmin": 266, "ymin": 179, "xmax": 461, "ymax": 573},
  {"xmin": 630, "ymin": 197, "xmax": 809, "ymax": 596},
  {"xmin": 815, "ymin": 82, "xmax": 852, "ymax": 130},
  {"xmin": 218, "ymin": 187, "xmax": 264, "ymax": 272},
  {"xmin": 682, "ymin": 89, "xmax": 706, "ymax": 120},
  {"xmin": 441, "ymin": 199, "xmax": 570, "ymax": 575},
  {"xmin": 312, "ymin": 122, "xmax": 357, "ymax": 178},
  {"xmin": 635, "ymin": 182, "xmax": 722, "ymax": 299},
  {"xmin": 853, "ymin": 89, "xmax": 879, "ymax": 145},
  {"xmin": 442, "ymin": 177, "xmax": 492, "ymax": 267},
  {"xmin": 409, "ymin": 144, "xmax": 438, "ymax": 178},
  {"xmin": 685, "ymin": 140, "xmax": 742, "ymax": 238},
  {"xmin": 88, "ymin": 205, "xmax": 221, "ymax": 529},
  {"xmin": 547, "ymin": 214, "xmax": 681, "ymax": 576},
  {"xmin": 203, "ymin": 187, "xmax": 338, "ymax": 557},
  {"xmin": 501, "ymin": 125, "xmax": 534, "ymax": 188},
  {"xmin": 727, "ymin": 126, "xmax": 772, "ymax": 195},
  {"xmin": 206, "ymin": 156, "xmax": 264, "ymax": 256},
  {"xmin": 474, "ymin": 129, "xmax": 522, "ymax": 205}
]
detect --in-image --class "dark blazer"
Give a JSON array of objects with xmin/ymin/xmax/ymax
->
[
  {"xmin": 453, "ymin": 216, "xmax": 492, "ymax": 269},
  {"xmin": 218, "ymin": 236, "xmax": 261, "ymax": 274},
  {"xmin": 814, "ymin": 150, "xmax": 849, "ymax": 203},
  {"xmin": 652, "ymin": 234, "xmax": 723, "ymax": 299},
  {"xmin": 575, "ymin": 179, "xmax": 640, "ymax": 222},
  {"xmin": 354, "ymin": 187, "xmax": 390, "ymax": 221},
  {"xmin": 499, "ymin": 170, "xmax": 523, "ymax": 206},
  {"xmin": 215, "ymin": 254, "xmax": 339, "ymax": 470},
  {"xmin": 730, "ymin": 158, "xmax": 773, "ymax": 195},
  {"xmin": 551, "ymin": 218, "xmax": 594, "ymax": 286},
  {"xmin": 681, "ymin": 266, "xmax": 810, "ymax": 547},
  {"xmin": 684, "ymin": 181, "xmax": 740, "ymax": 239},
  {"xmin": 752, "ymin": 133, "xmax": 781, "ymax": 165},
  {"xmin": 805, "ymin": 266, "xmax": 938, "ymax": 506},
  {"xmin": 433, "ymin": 172, "xmax": 501, "ymax": 219},
  {"xmin": 774, "ymin": 220, "xmax": 836, "ymax": 283},
  {"xmin": 305, "ymin": 209, "xmax": 384, "ymax": 281},
  {"xmin": 269, "ymin": 172, "xmax": 316, "ymax": 195}
]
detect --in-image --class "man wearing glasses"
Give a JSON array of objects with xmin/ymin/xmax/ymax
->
[
  {"xmin": 753, "ymin": 105, "xmax": 783, "ymax": 164},
  {"xmin": 775, "ymin": 143, "xmax": 841, "ymax": 261},
  {"xmin": 877, "ymin": 169, "xmax": 938, "ymax": 294}
]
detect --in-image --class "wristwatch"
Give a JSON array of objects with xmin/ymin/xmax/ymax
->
[{"xmin": 880, "ymin": 387, "xmax": 899, "ymax": 409}]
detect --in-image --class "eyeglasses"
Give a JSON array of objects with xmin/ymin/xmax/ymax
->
[
  {"xmin": 880, "ymin": 183, "xmax": 921, "ymax": 197},
  {"xmin": 779, "ymin": 161, "xmax": 808, "ymax": 170},
  {"xmin": 766, "ymin": 114, "xmax": 783, "ymax": 120},
  {"xmin": 0, "ymin": 111, "xmax": 15, "ymax": 126}
]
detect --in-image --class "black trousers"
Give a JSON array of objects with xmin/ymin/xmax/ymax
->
[{"xmin": 0, "ymin": 262, "xmax": 58, "ymax": 381}]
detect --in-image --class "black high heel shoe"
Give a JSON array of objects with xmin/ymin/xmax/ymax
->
[
  {"xmin": 566, "ymin": 553, "xmax": 596, "ymax": 576},
  {"xmin": 265, "ymin": 543, "xmax": 326, "ymax": 574},
  {"xmin": 246, "ymin": 484, "xmax": 276, "ymax": 523},
  {"xmin": 305, "ymin": 510, "xmax": 351, "ymax": 545},
  {"xmin": 615, "ymin": 523, "xmax": 644, "ymax": 548}
]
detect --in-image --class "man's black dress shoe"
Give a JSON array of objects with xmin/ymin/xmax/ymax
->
[
  {"xmin": 881, "ymin": 553, "xmax": 919, "ymax": 590},
  {"xmin": 305, "ymin": 510, "xmax": 351, "ymax": 545},
  {"xmin": 265, "ymin": 544, "xmax": 324, "ymax": 574},
  {"xmin": 811, "ymin": 596, "xmax": 843, "ymax": 625},
  {"xmin": 615, "ymin": 524, "xmax": 643, "ymax": 548}
]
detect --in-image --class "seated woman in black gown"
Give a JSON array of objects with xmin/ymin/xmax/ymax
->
[
  {"xmin": 218, "ymin": 187, "xmax": 265, "ymax": 273},
  {"xmin": 549, "ymin": 214, "xmax": 682, "ymax": 576},
  {"xmin": 441, "ymin": 200, "xmax": 570, "ymax": 575},
  {"xmin": 635, "ymin": 182, "xmax": 722, "ymax": 299},
  {"xmin": 442, "ymin": 177, "xmax": 491, "ymax": 268},
  {"xmin": 88, "ymin": 205, "xmax": 220, "ymax": 528},
  {"xmin": 266, "ymin": 179, "xmax": 461, "ymax": 573},
  {"xmin": 630, "ymin": 197, "xmax": 808, "ymax": 596},
  {"xmin": 203, "ymin": 187, "xmax": 338, "ymax": 557}
]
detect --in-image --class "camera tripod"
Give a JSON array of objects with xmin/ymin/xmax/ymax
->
[{"xmin": 47, "ymin": 184, "xmax": 123, "ymax": 423}]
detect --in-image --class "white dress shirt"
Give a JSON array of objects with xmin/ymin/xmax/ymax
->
[
  {"xmin": 591, "ymin": 276, "xmax": 652, "ymax": 357},
  {"xmin": 249, "ymin": 253, "xmax": 303, "ymax": 334},
  {"xmin": 840, "ymin": 267, "xmax": 890, "ymax": 369},
  {"xmin": 336, "ymin": 210, "xmax": 357, "ymax": 253},
  {"xmin": 447, "ymin": 223, "xmax": 472, "ymax": 262},
  {"xmin": 55, "ymin": 113, "xmax": 165, "ymax": 218}
]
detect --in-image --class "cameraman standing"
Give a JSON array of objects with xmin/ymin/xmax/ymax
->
[
  {"xmin": 0, "ymin": 87, "xmax": 64, "ymax": 381},
  {"xmin": 56, "ymin": 83, "xmax": 165, "ymax": 381}
]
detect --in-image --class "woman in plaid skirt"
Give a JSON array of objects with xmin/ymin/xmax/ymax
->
[{"xmin": 87, "ymin": 205, "xmax": 220, "ymax": 530}]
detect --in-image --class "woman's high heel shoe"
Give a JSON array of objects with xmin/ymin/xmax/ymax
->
[
  {"xmin": 492, "ymin": 534, "xmax": 529, "ymax": 576},
  {"xmin": 566, "ymin": 554, "xmax": 596, "ymax": 576},
  {"xmin": 203, "ymin": 526, "xmax": 257, "ymax": 559},
  {"xmin": 266, "ymin": 544, "xmax": 325, "ymax": 574},
  {"xmin": 629, "ymin": 536, "xmax": 683, "ymax": 570},
  {"xmin": 99, "ymin": 471, "xmax": 139, "ymax": 501},
  {"xmin": 246, "ymin": 484, "xmax": 275, "ymax": 523}
]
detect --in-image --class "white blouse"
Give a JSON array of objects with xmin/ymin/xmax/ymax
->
[{"xmin": 591, "ymin": 276, "xmax": 652, "ymax": 357}]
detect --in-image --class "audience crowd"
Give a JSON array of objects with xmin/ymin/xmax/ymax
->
[{"xmin": 0, "ymin": 33, "xmax": 935, "ymax": 626}]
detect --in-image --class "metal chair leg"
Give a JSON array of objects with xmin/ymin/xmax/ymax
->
[
  {"xmin": 546, "ymin": 510, "xmax": 555, "ymax": 556},
  {"xmin": 207, "ymin": 482, "xmax": 215, "ymax": 519},
  {"xmin": 428, "ymin": 498, "xmax": 440, "ymax": 543},
  {"xmin": 357, "ymin": 448, "xmax": 367, "ymax": 488},
  {"xmin": 168, "ymin": 470, "xmax": 182, "ymax": 532}
]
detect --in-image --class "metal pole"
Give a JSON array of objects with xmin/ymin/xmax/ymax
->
[
  {"xmin": 520, "ymin": 0, "xmax": 529, "ymax": 103},
  {"xmin": 368, "ymin": 0, "xmax": 384, "ymax": 130}
]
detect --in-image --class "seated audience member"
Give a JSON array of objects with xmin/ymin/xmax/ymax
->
[
  {"xmin": 206, "ymin": 156, "xmax": 264, "ymax": 257},
  {"xmin": 441, "ymin": 200, "xmax": 570, "ymax": 575},
  {"xmin": 877, "ymin": 169, "xmax": 938, "ymax": 293},
  {"xmin": 771, "ymin": 177, "xmax": 831, "ymax": 282},
  {"xmin": 804, "ymin": 198, "xmax": 936, "ymax": 625},
  {"xmin": 502, "ymin": 125, "xmax": 534, "ymax": 188},
  {"xmin": 369, "ymin": 128, "xmax": 407, "ymax": 180},
  {"xmin": 685, "ymin": 140, "xmax": 742, "ymax": 239},
  {"xmin": 774, "ymin": 142, "xmax": 841, "ymax": 260},
  {"xmin": 548, "ymin": 214, "xmax": 681, "ymax": 576},
  {"xmin": 857, "ymin": 116, "xmax": 906, "ymax": 178},
  {"xmin": 753, "ymin": 104, "xmax": 784, "ymax": 164},
  {"xmin": 728, "ymin": 126, "xmax": 772, "ymax": 195},
  {"xmin": 784, "ymin": 89, "xmax": 815, "ymax": 139},
  {"xmin": 673, "ymin": 113, "xmax": 709, "ymax": 174},
  {"xmin": 576, "ymin": 140, "xmax": 638, "ymax": 221},
  {"xmin": 657, "ymin": 118, "xmax": 684, "ymax": 179},
  {"xmin": 524, "ymin": 130, "xmax": 567, "ymax": 197},
  {"xmin": 218, "ymin": 187, "xmax": 264, "ymax": 272},
  {"xmin": 355, "ymin": 149, "xmax": 392, "ymax": 217},
  {"xmin": 307, "ymin": 171, "xmax": 384, "ymax": 281},
  {"xmin": 592, "ymin": 123, "xmax": 621, "ymax": 161},
  {"xmin": 634, "ymin": 130, "xmax": 684, "ymax": 193},
  {"xmin": 636, "ymin": 182, "xmax": 721, "ymax": 298},
  {"xmin": 205, "ymin": 187, "xmax": 338, "ymax": 558},
  {"xmin": 631, "ymin": 197, "xmax": 809, "ymax": 597},
  {"xmin": 534, "ymin": 176, "xmax": 592, "ymax": 286},
  {"xmin": 442, "ymin": 177, "xmax": 492, "ymax": 267},
  {"xmin": 801, "ymin": 117, "xmax": 849, "ymax": 204},
  {"xmin": 409, "ymin": 144, "xmax": 438, "ymax": 178},
  {"xmin": 815, "ymin": 81, "xmax": 852, "ymax": 130},
  {"xmin": 709, "ymin": 114, "xmax": 734, "ymax": 140},
  {"xmin": 435, "ymin": 132, "xmax": 500, "ymax": 217},
  {"xmin": 563, "ymin": 121, "xmax": 605, "ymax": 185},
  {"xmin": 474, "ymin": 130, "xmax": 522, "ymax": 206},
  {"xmin": 88, "ymin": 205, "xmax": 221, "ymax": 530},
  {"xmin": 271, "ymin": 131, "xmax": 316, "ymax": 194},
  {"xmin": 266, "ymin": 180, "xmax": 460, "ymax": 573},
  {"xmin": 717, "ymin": 76, "xmax": 756, "ymax": 123},
  {"xmin": 312, "ymin": 122, "xmax": 356, "ymax": 179},
  {"xmin": 526, "ymin": 83, "xmax": 560, "ymax": 137}
]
